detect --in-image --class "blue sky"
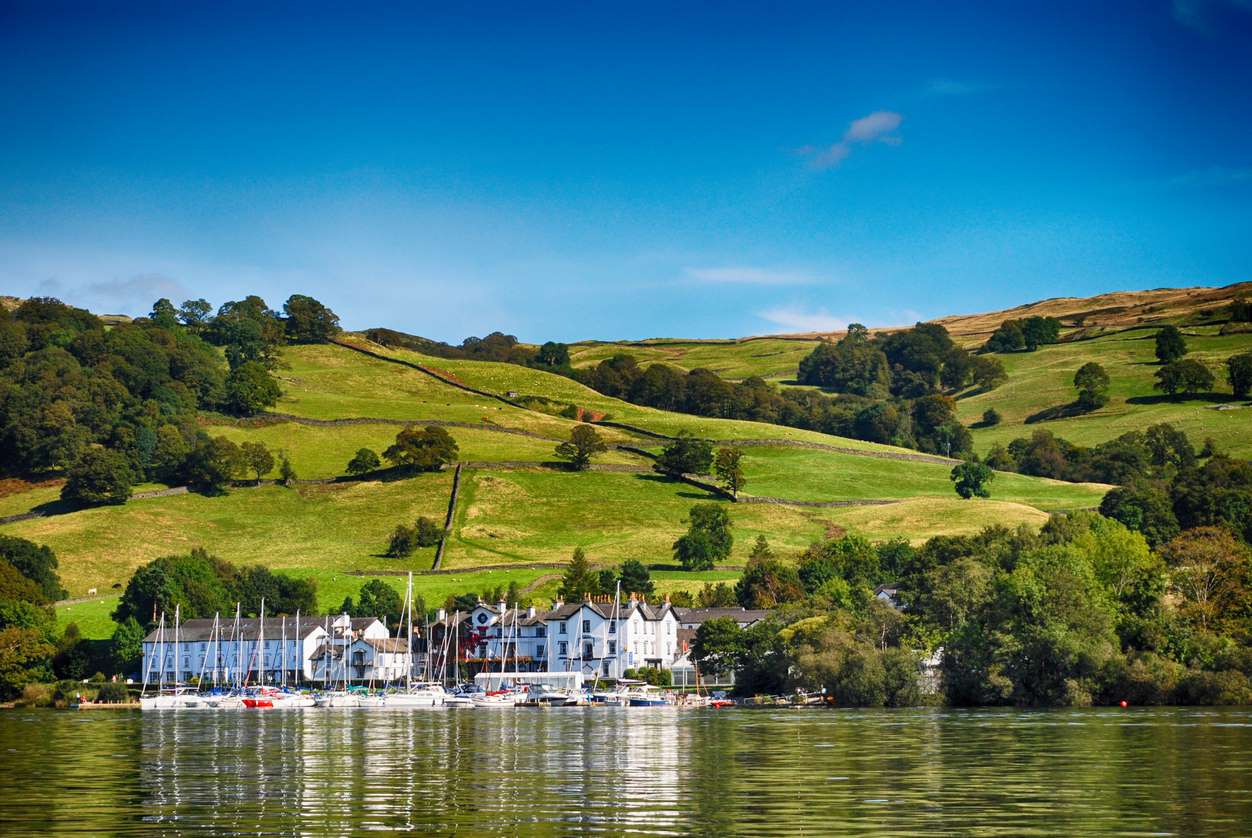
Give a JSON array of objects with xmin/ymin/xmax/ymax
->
[{"xmin": 2, "ymin": 1, "xmax": 1250, "ymax": 342}]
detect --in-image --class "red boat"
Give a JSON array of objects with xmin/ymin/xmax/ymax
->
[{"xmin": 242, "ymin": 697, "xmax": 273, "ymax": 709}]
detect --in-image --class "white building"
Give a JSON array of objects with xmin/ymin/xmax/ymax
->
[
  {"xmin": 141, "ymin": 614, "xmax": 394, "ymax": 686},
  {"xmin": 446, "ymin": 595, "xmax": 681, "ymax": 677}
]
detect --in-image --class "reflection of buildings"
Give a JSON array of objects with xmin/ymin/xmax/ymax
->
[
  {"xmin": 432, "ymin": 596, "xmax": 680, "ymax": 677},
  {"xmin": 141, "ymin": 614, "xmax": 402, "ymax": 684}
]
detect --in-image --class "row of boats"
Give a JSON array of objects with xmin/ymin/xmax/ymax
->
[{"xmin": 140, "ymin": 679, "xmax": 731, "ymax": 710}]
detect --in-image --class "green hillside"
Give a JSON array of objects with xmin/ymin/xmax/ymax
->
[
  {"xmin": 957, "ymin": 325, "xmax": 1252, "ymax": 457},
  {"xmin": 567, "ymin": 337, "xmax": 818, "ymax": 382},
  {"xmin": 0, "ymin": 332, "xmax": 1115, "ymax": 639}
]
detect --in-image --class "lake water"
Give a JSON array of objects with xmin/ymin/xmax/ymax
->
[{"xmin": 1, "ymin": 706, "xmax": 1250, "ymax": 835}]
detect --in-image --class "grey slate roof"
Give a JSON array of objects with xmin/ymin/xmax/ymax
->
[
  {"xmin": 143, "ymin": 616, "xmax": 379, "ymax": 644},
  {"xmin": 673, "ymin": 607, "xmax": 773, "ymax": 626}
]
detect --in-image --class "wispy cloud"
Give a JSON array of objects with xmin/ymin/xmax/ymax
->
[
  {"xmin": 1167, "ymin": 166, "xmax": 1252, "ymax": 187},
  {"xmin": 800, "ymin": 110, "xmax": 904, "ymax": 170},
  {"xmin": 757, "ymin": 305, "xmax": 851, "ymax": 333},
  {"xmin": 685, "ymin": 266, "xmax": 815, "ymax": 286}
]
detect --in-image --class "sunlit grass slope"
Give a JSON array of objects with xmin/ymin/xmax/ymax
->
[
  {"xmin": 567, "ymin": 337, "xmax": 819, "ymax": 382},
  {"xmin": 958, "ymin": 326, "xmax": 1252, "ymax": 457}
]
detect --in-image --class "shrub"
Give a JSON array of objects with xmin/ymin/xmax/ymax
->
[
  {"xmin": 414, "ymin": 516, "xmax": 443, "ymax": 548},
  {"xmin": 981, "ymin": 408, "xmax": 1001, "ymax": 426},
  {"xmin": 387, "ymin": 525, "xmax": 417, "ymax": 558}
]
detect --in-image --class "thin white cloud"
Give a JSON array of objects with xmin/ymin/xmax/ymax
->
[
  {"xmin": 757, "ymin": 305, "xmax": 851, "ymax": 333},
  {"xmin": 804, "ymin": 110, "xmax": 904, "ymax": 170},
  {"xmin": 685, "ymin": 266, "xmax": 815, "ymax": 286},
  {"xmin": 1167, "ymin": 166, "xmax": 1252, "ymax": 187}
]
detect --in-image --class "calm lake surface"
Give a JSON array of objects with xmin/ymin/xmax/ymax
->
[{"xmin": 1, "ymin": 706, "xmax": 1249, "ymax": 836}]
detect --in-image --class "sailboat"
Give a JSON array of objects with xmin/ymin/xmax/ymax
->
[
  {"xmin": 315, "ymin": 614, "xmax": 358, "ymax": 707},
  {"xmin": 473, "ymin": 607, "xmax": 525, "ymax": 707},
  {"xmin": 141, "ymin": 606, "xmax": 210, "ymax": 709},
  {"xmin": 377, "ymin": 573, "xmax": 446, "ymax": 707}
]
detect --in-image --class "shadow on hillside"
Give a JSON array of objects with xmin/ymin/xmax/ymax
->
[
  {"xmin": 1126, "ymin": 393, "xmax": 1243, "ymax": 406},
  {"xmin": 634, "ymin": 473, "xmax": 723, "ymax": 499},
  {"xmin": 29, "ymin": 497, "xmax": 79, "ymax": 517},
  {"xmin": 1025, "ymin": 402, "xmax": 1095, "ymax": 424}
]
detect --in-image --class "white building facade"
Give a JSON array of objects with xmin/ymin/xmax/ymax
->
[
  {"xmin": 142, "ymin": 614, "xmax": 393, "ymax": 686},
  {"xmin": 457, "ymin": 596, "xmax": 681, "ymax": 676}
]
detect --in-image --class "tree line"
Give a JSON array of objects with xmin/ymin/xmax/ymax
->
[
  {"xmin": 692, "ymin": 512, "xmax": 1252, "ymax": 707},
  {"xmin": 0, "ymin": 293, "xmax": 341, "ymax": 507}
]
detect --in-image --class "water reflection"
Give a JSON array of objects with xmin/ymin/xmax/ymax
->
[{"xmin": 0, "ymin": 707, "xmax": 1249, "ymax": 835}]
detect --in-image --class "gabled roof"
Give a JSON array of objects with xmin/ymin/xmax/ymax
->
[
  {"xmin": 673, "ymin": 607, "xmax": 773, "ymax": 625},
  {"xmin": 143, "ymin": 615, "xmax": 380, "ymax": 644}
]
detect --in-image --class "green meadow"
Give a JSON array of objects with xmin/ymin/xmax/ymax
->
[{"xmin": 957, "ymin": 326, "xmax": 1252, "ymax": 457}]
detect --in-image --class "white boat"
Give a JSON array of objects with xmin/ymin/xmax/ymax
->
[
  {"xmin": 625, "ymin": 684, "xmax": 670, "ymax": 707},
  {"xmin": 140, "ymin": 688, "xmax": 211, "ymax": 710},
  {"xmin": 471, "ymin": 688, "xmax": 525, "ymax": 707},
  {"xmin": 315, "ymin": 690, "xmax": 360, "ymax": 708},
  {"xmin": 380, "ymin": 682, "xmax": 447, "ymax": 707}
]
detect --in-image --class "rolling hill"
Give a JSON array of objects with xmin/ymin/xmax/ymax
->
[
  {"xmin": 0, "ymin": 327, "xmax": 1112, "ymax": 640},
  {"xmin": 11, "ymin": 282, "xmax": 1249, "ymax": 639}
]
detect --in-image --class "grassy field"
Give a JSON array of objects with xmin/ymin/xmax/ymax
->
[
  {"xmin": 821, "ymin": 497, "xmax": 1050, "ymax": 543},
  {"xmin": 567, "ymin": 337, "xmax": 819, "ymax": 381},
  {"xmin": 206, "ymin": 420, "xmax": 641, "ymax": 479},
  {"xmin": 346, "ymin": 336, "xmax": 912, "ymax": 451},
  {"xmin": 8, "ymin": 476, "xmax": 454, "ymax": 597},
  {"xmin": 276, "ymin": 343, "xmax": 581, "ymax": 439},
  {"xmin": 445, "ymin": 468, "xmax": 834, "ymax": 569},
  {"xmin": 738, "ymin": 446, "xmax": 1109, "ymax": 510},
  {"xmin": 957, "ymin": 326, "xmax": 1252, "ymax": 457}
]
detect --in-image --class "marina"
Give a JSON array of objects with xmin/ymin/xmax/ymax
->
[{"xmin": 136, "ymin": 575, "xmax": 732, "ymax": 712}]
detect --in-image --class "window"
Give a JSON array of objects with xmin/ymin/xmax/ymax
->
[
  {"xmin": 559, "ymin": 623, "xmax": 567, "ymax": 635},
  {"xmin": 537, "ymin": 646, "xmax": 545, "ymax": 658},
  {"xmin": 583, "ymin": 642, "xmax": 594, "ymax": 659},
  {"xmin": 537, "ymin": 626, "xmax": 547, "ymax": 638},
  {"xmin": 582, "ymin": 619, "xmax": 590, "ymax": 633},
  {"xmin": 557, "ymin": 641, "xmax": 568, "ymax": 657},
  {"xmin": 608, "ymin": 640, "xmax": 616, "ymax": 655},
  {"xmin": 609, "ymin": 621, "xmax": 616, "ymax": 634}
]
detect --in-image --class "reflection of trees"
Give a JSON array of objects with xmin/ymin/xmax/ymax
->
[{"xmin": 6, "ymin": 707, "xmax": 1248, "ymax": 832}]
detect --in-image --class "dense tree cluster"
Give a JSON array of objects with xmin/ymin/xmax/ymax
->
[
  {"xmin": 383, "ymin": 425, "xmax": 459, "ymax": 472},
  {"xmin": 555, "ymin": 548, "xmax": 657, "ymax": 601},
  {"xmin": 0, "ymin": 294, "xmax": 339, "ymax": 505},
  {"xmin": 0, "ymin": 536, "xmax": 63, "ymax": 698},
  {"xmin": 983, "ymin": 316, "xmax": 1062, "ymax": 353},
  {"xmin": 112, "ymin": 548, "xmax": 317, "ymax": 626},
  {"xmin": 693, "ymin": 513, "xmax": 1252, "ymax": 706},
  {"xmin": 987, "ymin": 423, "xmax": 1196, "ymax": 485},
  {"xmin": 341, "ymin": 579, "xmax": 405, "ymax": 628},
  {"xmin": 363, "ymin": 328, "xmax": 545, "ymax": 367}
]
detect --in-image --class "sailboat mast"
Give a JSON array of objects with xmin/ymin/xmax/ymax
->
[
  {"xmin": 281, "ymin": 615, "xmax": 287, "ymax": 688},
  {"xmin": 258, "ymin": 598, "xmax": 266, "ymax": 686},
  {"xmin": 406, "ymin": 572, "xmax": 414, "ymax": 690},
  {"xmin": 173, "ymin": 604, "xmax": 180, "ymax": 686},
  {"xmin": 294, "ymin": 609, "xmax": 301, "ymax": 687}
]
